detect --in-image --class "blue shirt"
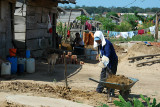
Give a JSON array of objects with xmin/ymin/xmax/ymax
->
[{"xmin": 99, "ymin": 39, "xmax": 118, "ymax": 69}]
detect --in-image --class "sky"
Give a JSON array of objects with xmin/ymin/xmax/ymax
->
[{"xmin": 58, "ymin": 0, "xmax": 160, "ymax": 8}]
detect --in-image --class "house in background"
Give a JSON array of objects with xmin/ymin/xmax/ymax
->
[
  {"xmin": 0, "ymin": 0, "xmax": 16, "ymax": 58},
  {"xmin": 57, "ymin": 8, "xmax": 101, "ymax": 42},
  {"xmin": 13, "ymin": 0, "xmax": 76, "ymax": 58}
]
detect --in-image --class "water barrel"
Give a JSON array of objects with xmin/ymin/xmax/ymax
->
[
  {"xmin": 18, "ymin": 64, "xmax": 24, "ymax": 74},
  {"xmin": 26, "ymin": 50, "xmax": 30, "ymax": 58},
  {"xmin": 91, "ymin": 50, "xmax": 98, "ymax": 60},
  {"xmin": 9, "ymin": 48, "xmax": 17, "ymax": 57},
  {"xmin": 18, "ymin": 58, "xmax": 26, "ymax": 71},
  {"xmin": 6, "ymin": 56, "xmax": 17, "ymax": 74},
  {"xmin": 26, "ymin": 58, "xmax": 35, "ymax": 73},
  {"xmin": 1, "ymin": 62, "xmax": 11, "ymax": 75},
  {"xmin": 85, "ymin": 49, "xmax": 91, "ymax": 59}
]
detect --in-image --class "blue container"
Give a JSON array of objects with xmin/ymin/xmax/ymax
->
[
  {"xmin": 6, "ymin": 56, "xmax": 17, "ymax": 74},
  {"xmin": 26, "ymin": 50, "xmax": 30, "ymax": 58},
  {"xmin": 18, "ymin": 64, "xmax": 24, "ymax": 73}
]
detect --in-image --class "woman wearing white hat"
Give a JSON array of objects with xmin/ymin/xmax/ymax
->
[{"xmin": 94, "ymin": 31, "xmax": 118, "ymax": 96}]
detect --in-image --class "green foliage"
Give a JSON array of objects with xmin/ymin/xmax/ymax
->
[
  {"xmin": 113, "ymin": 95, "xmax": 132, "ymax": 107},
  {"xmin": 106, "ymin": 12, "xmax": 119, "ymax": 18},
  {"xmin": 139, "ymin": 21, "xmax": 154, "ymax": 29},
  {"xmin": 76, "ymin": 15, "xmax": 89, "ymax": 25},
  {"xmin": 123, "ymin": 14, "xmax": 139, "ymax": 30},
  {"xmin": 115, "ymin": 21, "xmax": 132, "ymax": 32},
  {"xmin": 56, "ymin": 22, "xmax": 67, "ymax": 39},
  {"xmin": 113, "ymin": 94, "xmax": 160, "ymax": 107},
  {"xmin": 97, "ymin": 17, "xmax": 116, "ymax": 31},
  {"xmin": 97, "ymin": 103, "xmax": 109, "ymax": 107}
]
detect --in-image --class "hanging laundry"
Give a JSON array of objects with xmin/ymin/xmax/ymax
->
[
  {"xmin": 83, "ymin": 32, "xmax": 90, "ymax": 45},
  {"xmin": 109, "ymin": 31, "xmax": 114, "ymax": 37},
  {"xmin": 116, "ymin": 35, "xmax": 121, "ymax": 38},
  {"xmin": 120, "ymin": 32, "xmax": 129, "ymax": 38},
  {"xmin": 48, "ymin": 15, "xmax": 52, "ymax": 33},
  {"xmin": 67, "ymin": 30, "xmax": 70, "ymax": 38},
  {"xmin": 144, "ymin": 28, "xmax": 150, "ymax": 33},
  {"xmin": 112, "ymin": 32, "xmax": 120, "ymax": 37},
  {"xmin": 128, "ymin": 31, "xmax": 134, "ymax": 38},
  {"xmin": 88, "ymin": 32, "xmax": 94, "ymax": 45},
  {"xmin": 149, "ymin": 26, "xmax": 155, "ymax": 35},
  {"xmin": 138, "ymin": 29, "xmax": 144, "ymax": 35},
  {"xmin": 133, "ymin": 31, "xmax": 138, "ymax": 36},
  {"xmin": 85, "ymin": 21, "xmax": 92, "ymax": 30}
]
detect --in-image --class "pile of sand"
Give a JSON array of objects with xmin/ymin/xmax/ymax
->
[
  {"xmin": 0, "ymin": 80, "xmax": 108, "ymax": 106},
  {"xmin": 106, "ymin": 75, "xmax": 133, "ymax": 85},
  {"xmin": 126, "ymin": 42, "xmax": 160, "ymax": 58},
  {"xmin": 113, "ymin": 44, "xmax": 125, "ymax": 53}
]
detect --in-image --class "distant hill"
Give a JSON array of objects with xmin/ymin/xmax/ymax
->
[{"xmin": 61, "ymin": 6, "xmax": 160, "ymax": 15}]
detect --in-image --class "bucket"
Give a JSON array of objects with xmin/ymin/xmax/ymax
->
[
  {"xmin": 1, "ymin": 62, "xmax": 11, "ymax": 75},
  {"xmin": 18, "ymin": 58, "xmax": 26, "ymax": 71},
  {"xmin": 85, "ymin": 49, "xmax": 91, "ymax": 59},
  {"xmin": 6, "ymin": 56, "xmax": 17, "ymax": 74},
  {"xmin": 18, "ymin": 64, "xmax": 24, "ymax": 73},
  {"xmin": 91, "ymin": 50, "xmax": 98, "ymax": 60},
  {"xmin": 9, "ymin": 48, "xmax": 17, "ymax": 57},
  {"xmin": 26, "ymin": 50, "xmax": 30, "ymax": 58},
  {"xmin": 26, "ymin": 58, "xmax": 35, "ymax": 73}
]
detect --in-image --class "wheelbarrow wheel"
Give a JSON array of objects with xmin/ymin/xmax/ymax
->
[{"xmin": 119, "ymin": 89, "xmax": 131, "ymax": 100}]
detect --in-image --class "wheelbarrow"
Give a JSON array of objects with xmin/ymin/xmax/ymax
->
[{"xmin": 89, "ymin": 77, "xmax": 139, "ymax": 100}]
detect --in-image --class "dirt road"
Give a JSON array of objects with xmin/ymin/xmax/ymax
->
[{"xmin": 0, "ymin": 42, "xmax": 160, "ymax": 106}]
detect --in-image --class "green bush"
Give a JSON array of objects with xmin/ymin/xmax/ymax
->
[
  {"xmin": 113, "ymin": 94, "xmax": 160, "ymax": 107},
  {"xmin": 115, "ymin": 21, "xmax": 132, "ymax": 32}
]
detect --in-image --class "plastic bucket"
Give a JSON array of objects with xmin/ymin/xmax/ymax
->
[
  {"xmin": 9, "ymin": 48, "xmax": 17, "ymax": 57},
  {"xmin": 6, "ymin": 56, "xmax": 17, "ymax": 74},
  {"xmin": 18, "ymin": 58, "xmax": 26, "ymax": 71},
  {"xmin": 85, "ymin": 49, "xmax": 91, "ymax": 59},
  {"xmin": 91, "ymin": 50, "xmax": 98, "ymax": 60},
  {"xmin": 26, "ymin": 58, "xmax": 35, "ymax": 73},
  {"xmin": 26, "ymin": 50, "xmax": 30, "ymax": 58},
  {"xmin": 1, "ymin": 62, "xmax": 11, "ymax": 75},
  {"xmin": 18, "ymin": 64, "xmax": 24, "ymax": 73}
]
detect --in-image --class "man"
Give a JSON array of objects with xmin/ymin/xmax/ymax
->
[
  {"xmin": 73, "ymin": 32, "xmax": 84, "ymax": 47},
  {"xmin": 72, "ymin": 32, "xmax": 84, "ymax": 55},
  {"xmin": 94, "ymin": 31, "xmax": 118, "ymax": 95}
]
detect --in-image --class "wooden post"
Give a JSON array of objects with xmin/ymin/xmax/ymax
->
[
  {"xmin": 63, "ymin": 51, "xmax": 68, "ymax": 88},
  {"xmin": 155, "ymin": 12, "xmax": 159, "ymax": 41}
]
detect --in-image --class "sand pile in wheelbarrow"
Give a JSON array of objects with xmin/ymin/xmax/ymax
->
[{"xmin": 106, "ymin": 75, "xmax": 133, "ymax": 85}]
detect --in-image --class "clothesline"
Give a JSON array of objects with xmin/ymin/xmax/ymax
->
[{"xmin": 106, "ymin": 26, "xmax": 155, "ymax": 38}]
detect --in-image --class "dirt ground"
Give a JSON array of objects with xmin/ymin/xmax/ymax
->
[{"xmin": 0, "ymin": 42, "xmax": 160, "ymax": 107}]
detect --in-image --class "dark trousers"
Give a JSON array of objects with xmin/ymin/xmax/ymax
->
[{"xmin": 96, "ymin": 59, "xmax": 118, "ymax": 93}]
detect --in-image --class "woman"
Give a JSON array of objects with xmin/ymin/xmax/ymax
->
[{"xmin": 94, "ymin": 31, "xmax": 118, "ymax": 95}]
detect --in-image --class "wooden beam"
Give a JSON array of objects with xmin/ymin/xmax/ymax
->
[
  {"xmin": 128, "ymin": 54, "xmax": 160, "ymax": 60},
  {"xmin": 155, "ymin": 13, "xmax": 159, "ymax": 41},
  {"xmin": 137, "ymin": 59, "xmax": 160, "ymax": 67}
]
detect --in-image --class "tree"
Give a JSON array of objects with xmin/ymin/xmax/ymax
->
[
  {"xmin": 98, "ymin": 17, "xmax": 116, "ymax": 31},
  {"xmin": 106, "ymin": 12, "xmax": 119, "ymax": 18},
  {"xmin": 76, "ymin": 15, "xmax": 89, "ymax": 25},
  {"xmin": 123, "ymin": 14, "xmax": 138, "ymax": 30}
]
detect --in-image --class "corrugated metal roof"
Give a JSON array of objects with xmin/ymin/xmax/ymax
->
[
  {"xmin": 57, "ymin": 0, "xmax": 76, "ymax": 4},
  {"xmin": 17, "ymin": 0, "xmax": 76, "ymax": 4}
]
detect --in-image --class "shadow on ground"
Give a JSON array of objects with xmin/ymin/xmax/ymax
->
[{"xmin": 0, "ymin": 59, "xmax": 82, "ymax": 82}]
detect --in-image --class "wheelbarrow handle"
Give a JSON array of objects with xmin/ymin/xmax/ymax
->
[{"xmin": 89, "ymin": 78, "xmax": 107, "ymax": 84}]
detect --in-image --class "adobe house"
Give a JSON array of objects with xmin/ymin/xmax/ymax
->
[
  {"xmin": 0, "ymin": 0, "xmax": 16, "ymax": 58},
  {"xmin": 13, "ymin": 0, "xmax": 76, "ymax": 57}
]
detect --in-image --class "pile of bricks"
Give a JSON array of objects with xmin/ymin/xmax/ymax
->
[
  {"xmin": 56, "ymin": 52, "xmax": 79, "ymax": 64},
  {"xmin": 149, "ymin": 42, "xmax": 160, "ymax": 47}
]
